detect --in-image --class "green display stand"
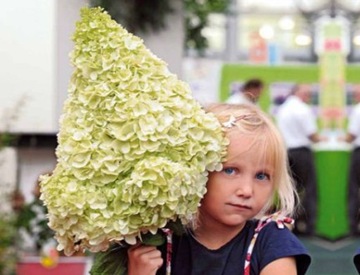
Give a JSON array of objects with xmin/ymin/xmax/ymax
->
[{"xmin": 315, "ymin": 149, "xmax": 350, "ymax": 240}]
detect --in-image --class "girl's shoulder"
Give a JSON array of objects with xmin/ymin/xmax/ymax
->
[
  {"xmin": 249, "ymin": 214, "xmax": 294, "ymax": 234},
  {"xmin": 250, "ymin": 218, "xmax": 311, "ymax": 275},
  {"xmin": 251, "ymin": 217, "xmax": 306, "ymax": 252}
]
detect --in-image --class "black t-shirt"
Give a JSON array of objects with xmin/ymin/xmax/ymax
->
[
  {"xmin": 159, "ymin": 220, "xmax": 311, "ymax": 275},
  {"xmin": 354, "ymin": 249, "xmax": 360, "ymax": 273}
]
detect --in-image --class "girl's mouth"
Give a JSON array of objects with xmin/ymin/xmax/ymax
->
[{"xmin": 228, "ymin": 203, "xmax": 252, "ymax": 210}]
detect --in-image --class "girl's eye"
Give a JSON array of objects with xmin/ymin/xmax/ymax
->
[
  {"xmin": 256, "ymin": 172, "xmax": 270, "ymax": 181},
  {"xmin": 223, "ymin": 167, "xmax": 236, "ymax": 175}
]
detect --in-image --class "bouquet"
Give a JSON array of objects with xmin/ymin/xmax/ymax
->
[{"xmin": 40, "ymin": 7, "xmax": 227, "ymax": 258}]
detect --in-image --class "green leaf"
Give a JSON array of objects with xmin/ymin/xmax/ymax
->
[
  {"xmin": 90, "ymin": 244, "xmax": 128, "ymax": 275},
  {"xmin": 141, "ymin": 231, "xmax": 166, "ymax": 246},
  {"xmin": 166, "ymin": 219, "xmax": 186, "ymax": 236}
]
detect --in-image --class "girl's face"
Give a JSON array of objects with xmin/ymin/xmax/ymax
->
[{"xmin": 199, "ymin": 131, "xmax": 275, "ymax": 232}]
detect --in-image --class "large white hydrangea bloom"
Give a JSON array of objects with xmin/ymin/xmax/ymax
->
[{"xmin": 40, "ymin": 7, "xmax": 227, "ymax": 256}]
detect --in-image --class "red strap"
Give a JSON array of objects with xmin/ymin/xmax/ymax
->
[
  {"xmin": 244, "ymin": 212, "xmax": 294, "ymax": 275},
  {"xmin": 162, "ymin": 228, "xmax": 173, "ymax": 275}
]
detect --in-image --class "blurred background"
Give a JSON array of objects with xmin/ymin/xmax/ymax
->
[{"xmin": 1, "ymin": 0, "xmax": 360, "ymax": 274}]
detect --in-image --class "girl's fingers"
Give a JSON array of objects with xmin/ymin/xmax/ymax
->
[
  {"xmin": 127, "ymin": 244, "xmax": 163, "ymax": 275},
  {"xmin": 128, "ymin": 244, "xmax": 162, "ymax": 259},
  {"xmin": 128, "ymin": 242, "xmax": 142, "ymax": 251},
  {"xmin": 151, "ymin": 257, "xmax": 164, "ymax": 269}
]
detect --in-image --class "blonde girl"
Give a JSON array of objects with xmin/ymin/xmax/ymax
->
[{"xmin": 128, "ymin": 104, "xmax": 311, "ymax": 275}]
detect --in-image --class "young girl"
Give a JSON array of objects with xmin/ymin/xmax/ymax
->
[{"xmin": 115, "ymin": 104, "xmax": 311, "ymax": 275}]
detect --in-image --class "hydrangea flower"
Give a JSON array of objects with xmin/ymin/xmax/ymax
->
[{"xmin": 40, "ymin": 7, "xmax": 228, "ymax": 256}]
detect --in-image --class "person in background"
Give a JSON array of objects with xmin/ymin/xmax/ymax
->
[
  {"xmin": 122, "ymin": 104, "xmax": 311, "ymax": 275},
  {"xmin": 226, "ymin": 78, "xmax": 264, "ymax": 105},
  {"xmin": 338, "ymin": 84, "xmax": 360, "ymax": 236},
  {"xmin": 276, "ymin": 84, "xmax": 326, "ymax": 236}
]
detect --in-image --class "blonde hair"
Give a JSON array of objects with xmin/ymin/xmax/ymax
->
[{"xmin": 204, "ymin": 103, "xmax": 298, "ymax": 218}]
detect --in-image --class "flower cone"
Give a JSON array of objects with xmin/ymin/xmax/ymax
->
[{"xmin": 40, "ymin": 7, "xmax": 227, "ymax": 256}]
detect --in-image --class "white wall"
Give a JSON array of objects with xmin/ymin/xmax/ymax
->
[
  {"xmin": 0, "ymin": 148, "xmax": 17, "ymax": 212},
  {"xmin": 0, "ymin": 0, "xmax": 87, "ymax": 134},
  {"xmin": 0, "ymin": 0, "xmax": 57, "ymax": 133}
]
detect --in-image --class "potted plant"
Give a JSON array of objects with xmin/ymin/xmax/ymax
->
[{"xmin": 0, "ymin": 205, "xmax": 17, "ymax": 275}]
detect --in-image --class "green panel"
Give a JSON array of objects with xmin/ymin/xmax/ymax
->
[
  {"xmin": 219, "ymin": 64, "xmax": 360, "ymax": 110},
  {"xmin": 315, "ymin": 150, "xmax": 350, "ymax": 239},
  {"xmin": 219, "ymin": 64, "xmax": 319, "ymax": 111},
  {"xmin": 347, "ymin": 66, "xmax": 360, "ymax": 82}
]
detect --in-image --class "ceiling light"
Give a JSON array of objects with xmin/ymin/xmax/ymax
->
[
  {"xmin": 259, "ymin": 25, "xmax": 274, "ymax": 40},
  {"xmin": 295, "ymin": 34, "xmax": 312, "ymax": 46},
  {"xmin": 278, "ymin": 16, "xmax": 295, "ymax": 30},
  {"xmin": 353, "ymin": 35, "xmax": 360, "ymax": 46}
]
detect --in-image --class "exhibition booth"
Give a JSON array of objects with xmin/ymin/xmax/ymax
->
[{"xmin": 220, "ymin": 64, "xmax": 360, "ymax": 240}]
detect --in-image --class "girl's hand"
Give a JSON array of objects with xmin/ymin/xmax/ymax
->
[{"xmin": 128, "ymin": 244, "xmax": 163, "ymax": 275}]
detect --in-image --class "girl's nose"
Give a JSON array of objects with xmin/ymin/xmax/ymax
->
[{"xmin": 235, "ymin": 177, "xmax": 253, "ymax": 198}]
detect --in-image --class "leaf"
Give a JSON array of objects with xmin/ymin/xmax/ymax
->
[
  {"xmin": 166, "ymin": 218, "xmax": 186, "ymax": 236},
  {"xmin": 141, "ymin": 231, "xmax": 166, "ymax": 246},
  {"xmin": 90, "ymin": 244, "xmax": 128, "ymax": 275}
]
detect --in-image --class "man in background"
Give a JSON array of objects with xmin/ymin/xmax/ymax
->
[
  {"xmin": 339, "ymin": 84, "xmax": 360, "ymax": 236},
  {"xmin": 226, "ymin": 78, "xmax": 264, "ymax": 105},
  {"xmin": 276, "ymin": 84, "xmax": 326, "ymax": 236}
]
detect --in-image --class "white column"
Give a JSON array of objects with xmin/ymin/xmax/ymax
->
[
  {"xmin": 140, "ymin": 1, "xmax": 185, "ymax": 78},
  {"xmin": 56, "ymin": 0, "xmax": 89, "ymax": 130},
  {"xmin": 0, "ymin": 147, "xmax": 18, "ymax": 212},
  {"xmin": 224, "ymin": 0, "xmax": 239, "ymax": 62}
]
